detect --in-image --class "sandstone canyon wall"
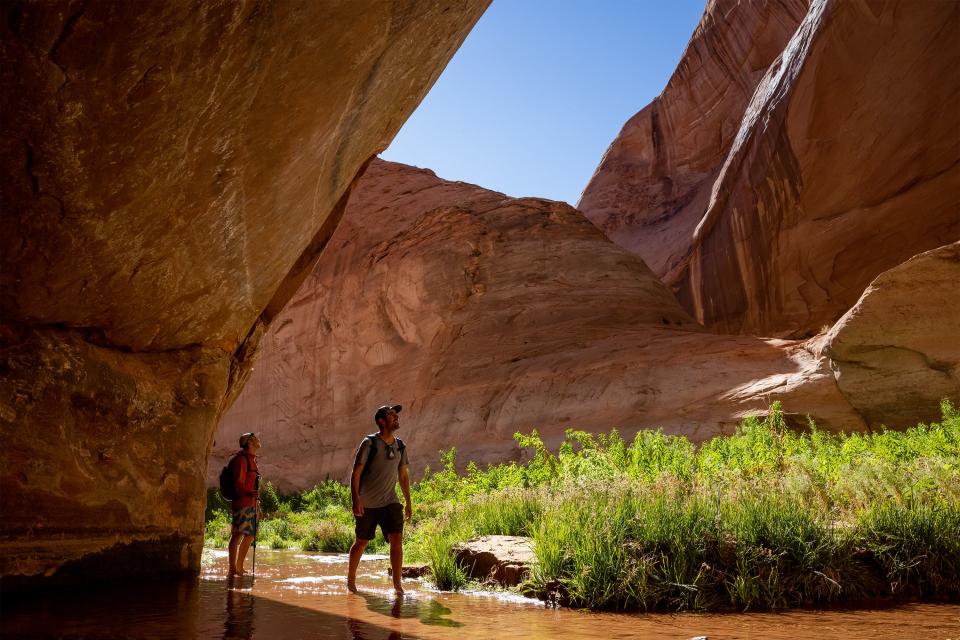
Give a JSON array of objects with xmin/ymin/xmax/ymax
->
[
  {"xmin": 579, "ymin": 0, "xmax": 807, "ymax": 281},
  {"xmin": 580, "ymin": 0, "xmax": 960, "ymax": 337},
  {"xmin": 213, "ymin": 160, "xmax": 863, "ymax": 490},
  {"xmin": 0, "ymin": 0, "xmax": 489, "ymax": 589}
]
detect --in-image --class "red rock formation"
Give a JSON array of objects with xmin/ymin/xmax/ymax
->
[
  {"xmin": 579, "ymin": 0, "xmax": 807, "ymax": 283},
  {"xmin": 812, "ymin": 243, "xmax": 960, "ymax": 430},
  {"xmin": 0, "ymin": 0, "xmax": 488, "ymax": 589},
  {"xmin": 213, "ymin": 160, "xmax": 862, "ymax": 490},
  {"xmin": 580, "ymin": 0, "xmax": 960, "ymax": 337}
]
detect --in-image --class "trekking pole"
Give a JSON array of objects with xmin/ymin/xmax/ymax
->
[{"xmin": 251, "ymin": 501, "xmax": 259, "ymax": 581}]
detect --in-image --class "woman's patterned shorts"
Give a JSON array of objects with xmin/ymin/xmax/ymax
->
[{"xmin": 231, "ymin": 506, "xmax": 257, "ymax": 536}]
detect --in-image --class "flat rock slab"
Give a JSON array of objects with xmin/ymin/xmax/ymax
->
[{"xmin": 452, "ymin": 535, "xmax": 535, "ymax": 587}]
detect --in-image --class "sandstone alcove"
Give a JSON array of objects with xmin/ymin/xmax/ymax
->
[{"xmin": 0, "ymin": 0, "xmax": 489, "ymax": 590}]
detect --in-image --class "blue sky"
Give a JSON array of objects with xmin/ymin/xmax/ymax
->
[{"xmin": 382, "ymin": 0, "xmax": 705, "ymax": 206}]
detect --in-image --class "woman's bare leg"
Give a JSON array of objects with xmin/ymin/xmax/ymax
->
[
  {"xmin": 228, "ymin": 531, "xmax": 242, "ymax": 575},
  {"xmin": 235, "ymin": 535, "xmax": 254, "ymax": 575}
]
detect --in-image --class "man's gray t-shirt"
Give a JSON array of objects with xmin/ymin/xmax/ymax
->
[{"xmin": 354, "ymin": 436, "xmax": 409, "ymax": 508}]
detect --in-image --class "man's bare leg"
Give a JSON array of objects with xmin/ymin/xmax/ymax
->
[
  {"xmin": 388, "ymin": 532, "xmax": 404, "ymax": 594},
  {"xmin": 347, "ymin": 538, "xmax": 369, "ymax": 593},
  {"xmin": 228, "ymin": 532, "xmax": 242, "ymax": 575},
  {"xmin": 235, "ymin": 535, "xmax": 254, "ymax": 575}
]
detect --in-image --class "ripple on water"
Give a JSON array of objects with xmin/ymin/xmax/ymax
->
[
  {"xmin": 456, "ymin": 588, "xmax": 545, "ymax": 607},
  {"xmin": 289, "ymin": 552, "xmax": 387, "ymax": 564},
  {"xmin": 278, "ymin": 576, "xmax": 342, "ymax": 584},
  {"xmin": 201, "ymin": 548, "xmax": 229, "ymax": 563},
  {"xmin": 292, "ymin": 553, "xmax": 346, "ymax": 564}
]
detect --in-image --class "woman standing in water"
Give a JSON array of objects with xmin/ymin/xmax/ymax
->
[{"xmin": 228, "ymin": 432, "xmax": 261, "ymax": 576}]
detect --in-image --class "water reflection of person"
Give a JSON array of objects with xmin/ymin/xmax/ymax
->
[
  {"xmin": 345, "ymin": 593, "xmax": 402, "ymax": 640},
  {"xmin": 356, "ymin": 590, "xmax": 463, "ymax": 629},
  {"xmin": 223, "ymin": 584, "xmax": 255, "ymax": 640},
  {"xmin": 346, "ymin": 618, "xmax": 402, "ymax": 640}
]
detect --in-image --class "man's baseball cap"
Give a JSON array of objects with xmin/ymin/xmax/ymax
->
[{"xmin": 374, "ymin": 404, "xmax": 402, "ymax": 425}]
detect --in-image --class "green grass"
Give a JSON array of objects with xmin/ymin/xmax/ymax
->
[{"xmin": 204, "ymin": 400, "xmax": 960, "ymax": 611}]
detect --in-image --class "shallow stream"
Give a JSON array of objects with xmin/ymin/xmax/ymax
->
[{"xmin": 3, "ymin": 548, "xmax": 958, "ymax": 639}]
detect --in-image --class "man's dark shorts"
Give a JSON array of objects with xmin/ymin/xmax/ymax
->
[{"xmin": 355, "ymin": 503, "xmax": 404, "ymax": 540}]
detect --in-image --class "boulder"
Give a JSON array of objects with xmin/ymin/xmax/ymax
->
[
  {"xmin": 0, "ymin": 0, "xmax": 489, "ymax": 589},
  {"xmin": 213, "ymin": 160, "xmax": 863, "ymax": 489},
  {"xmin": 813, "ymin": 243, "xmax": 960, "ymax": 429},
  {"xmin": 581, "ymin": 0, "xmax": 960, "ymax": 337},
  {"xmin": 452, "ymin": 536, "xmax": 535, "ymax": 587}
]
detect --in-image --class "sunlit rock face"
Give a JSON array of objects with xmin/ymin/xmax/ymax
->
[
  {"xmin": 0, "ymin": 0, "xmax": 488, "ymax": 588},
  {"xmin": 579, "ymin": 0, "xmax": 807, "ymax": 282},
  {"xmin": 580, "ymin": 0, "xmax": 960, "ymax": 337},
  {"xmin": 214, "ymin": 160, "xmax": 862, "ymax": 491},
  {"xmin": 811, "ymin": 243, "xmax": 960, "ymax": 430}
]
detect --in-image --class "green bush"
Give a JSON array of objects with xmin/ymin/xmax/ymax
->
[
  {"xmin": 205, "ymin": 509, "xmax": 232, "ymax": 548},
  {"xmin": 205, "ymin": 487, "xmax": 231, "ymax": 521},
  {"xmin": 300, "ymin": 520, "xmax": 354, "ymax": 553}
]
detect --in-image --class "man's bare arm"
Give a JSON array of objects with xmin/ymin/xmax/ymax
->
[
  {"xmin": 399, "ymin": 464, "xmax": 412, "ymax": 520},
  {"xmin": 351, "ymin": 464, "xmax": 364, "ymax": 516}
]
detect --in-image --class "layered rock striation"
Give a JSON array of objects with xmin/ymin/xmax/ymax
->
[
  {"xmin": 213, "ymin": 161, "xmax": 862, "ymax": 490},
  {"xmin": 0, "ymin": 0, "xmax": 488, "ymax": 589},
  {"xmin": 580, "ymin": 0, "xmax": 960, "ymax": 337}
]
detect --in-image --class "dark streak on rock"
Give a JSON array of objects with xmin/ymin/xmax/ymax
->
[
  {"xmin": 47, "ymin": 1, "xmax": 86, "ymax": 88},
  {"xmin": 48, "ymin": 1, "xmax": 86, "ymax": 62},
  {"xmin": 22, "ymin": 139, "xmax": 38, "ymax": 195}
]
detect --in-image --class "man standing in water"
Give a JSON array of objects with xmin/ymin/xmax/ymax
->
[
  {"xmin": 347, "ymin": 404, "xmax": 413, "ymax": 594},
  {"xmin": 228, "ymin": 432, "xmax": 261, "ymax": 576}
]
